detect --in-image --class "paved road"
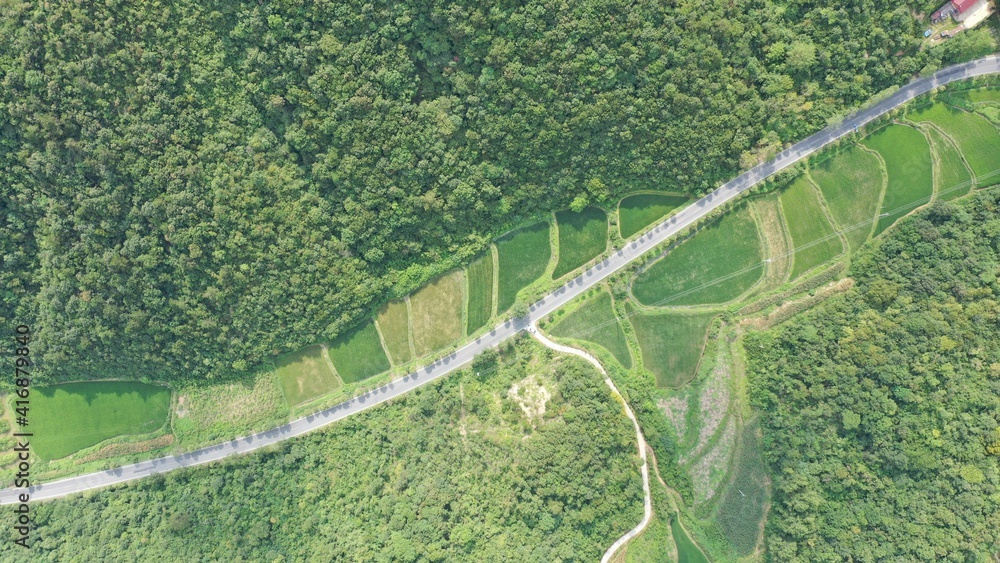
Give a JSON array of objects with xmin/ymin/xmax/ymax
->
[{"xmin": 3, "ymin": 55, "xmax": 999, "ymax": 505}]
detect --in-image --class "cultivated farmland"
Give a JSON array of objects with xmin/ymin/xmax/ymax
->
[
  {"xmin": 410, "ymin": 269, "xmax": 465, "ymax": 356},
  {"xmin": 29, "ymin": 381, "xmax": 171, "ymax": 461},
  {"xmin": 809, "ymin": 145, "xmax": 884, "ymax": 250},
  {"xmin": 549, "ymin": 290, "xmax": 632, "ymax": 368},
  {"xmin": 553, "ymin": 207, "xmax": 608, "ymax": 279},
  {"xmin": 275, "ymin": 345, "xmax": 342, "ymax": 406},
  {"xmin": 925, "ymin": 126, "xmax": 973, "ymax": 201},
  {"xmin": 618, "ymin": 193, "xmax": 689, "ymax": 238},
  {"xmin": 465, "ymin": 252, "xmax": 495, "ymax": 334},
  {"xmin": 631, "ymin": 207, "xmax": 764, "ymax": 307},
  {"xmin": 496, "ymin": 221, "xmax": 552, "ymax": 312},
  {"xmin": 779, "ymin": 176, "xmax": 844, "ymax": 280},
  {"xmin": 376, "ymin": 299, "xmax": 413, "ymax": 365},
  {"xmin": 909, "ymin": 103, "xmax": 1000, "ymax": 187},
  {"xmin": 861, "ymin": 124, "xmax": 933, "ymax": 235},
  {"xmin": 630, "ymin": 309, "xmax": 715, "ymax": 388},
  {"xmin": 328, "ymin": 320, "xmax": 391, "ymax": 384}
]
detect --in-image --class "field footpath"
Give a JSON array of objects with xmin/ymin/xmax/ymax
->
[{"xmin": 2, "ymin": 55, "xmax": 998, "ymax": 505}]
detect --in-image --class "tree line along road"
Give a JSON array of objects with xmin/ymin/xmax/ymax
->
[{"xmin": 3, "ymin": 54, "xmax": 999, "ymax": 505}]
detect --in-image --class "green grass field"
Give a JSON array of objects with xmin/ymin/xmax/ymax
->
[
  {"xmin": 632, "ymin": 207, "xmax": 763, "ymax": 306},
  {"xmin": 28, "ymin": 381, "xmax": 171, "ymax": 461},
  {"xmin": 715, "ymin": 422, "xmax": 770, "ymax": 558},
  {"xmin": 909, "ymin": 103, "xmax": 1000, "ymax": 188},
  {"xmin": 465, "ymin": 252, "xmax": 495, "ymax": 334},
  {"xmin": 275, "ymin": 345, "xmax": 343, "ymax": 406},
  {"xmin": 925, "ymin": 126, "xmax": 973, "ymax": 201},
  {"xmin": 809, "ymin": 145, "xmax": 883, "ymax": 250},
  {"xmin": 550, "ymin": 291, "xmax": 632, "ymax": 368},
  {"xmin": 630, "ymin": 310, "xmax": 714, "ymax": 388},
  {"xmin": 328, "ymin": 320, "xmax": 391, "ymax": 384},
  {"xmin": 618, "ymin": 193, "xmax": 689, "ymax": 238},
  {"xmin": 553, "ymin": 207, "xmax": 608, "ymax": 279},
  {"xmin": 779, "ymin": 176, "xmax": 844, "ymax": 280},
  {"xmin": 861, "ymin": 124, "xmax": 933, "ymax": 235},
  {"xmin": 496, "ymin": 221, "xmax": 552, "ymax": 312},
  {"xmin": 410, "ymin": 269, "xmax": 465, "ymax": 356},
  {"xmin": 376, "ymin": 299, "xmax": 412, "ymax": 365}
]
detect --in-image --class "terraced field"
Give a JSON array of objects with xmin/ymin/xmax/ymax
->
[
  {"xmin": 549, "ymin": 291, "xmax": 632, "ymax": 368},
  {"xmin": 630, "ymin": 309, "xmax": 715, "ymax": 388},
  {"xmin": 29, "ymin": 382, "xmax": 171, "ymax": 461},
  {"xmin": 553, "ymin": 207, "xmax": 608, "ymax": 279},
  {"xmin": 376, "ymin": 299, "xmax": 412, "ymax": 365},
  {"xmin": 861, "ymin": 124, "xmax": 933, "ymax": 235},
  {"xmin": 779, "ymin": 176, "xmax": 844, "ymax": 280},
  {"xmin": 328, "ymin": 320, "xmax": 391, "ymax": 384},
  {"xmin": 808, "ymin": 145, "xmax": 883, "ymax": 250},
  {"xmin": 465, "ymin": 252, "xmax": 495, "ymax": 334},
  {"xmin": 909, "ymin": 103, "xmax": 1000, "ymax": 187},
  {"xmin": 496, "ymin": 221, "xmax": 552, "ymax": 312},
  {"xmin": 924, "ymin": 126, "xmax": 974, "ymax": 201},
  {"xmin": 275, "ymin": 345, "xmax": 342, "ymax": 406},
  {"xmin": 618, "ymin": 193, "xmax": 689, "ymax": 238},
  {"xmin": 410, "ymin": 269, "xmax": 465, "ymax": 356}
]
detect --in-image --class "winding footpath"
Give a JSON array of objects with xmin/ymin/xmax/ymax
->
[
  {"xmin": 527, "ymin": 327, "xmax": 652, "ymax": 563},
  {"xmin": 3, "ymin": 55, "xmax": 999, "ymax": 508}
]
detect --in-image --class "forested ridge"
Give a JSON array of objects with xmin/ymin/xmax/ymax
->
[
  {"xmin": 0, "ymin": 340, "xmax": 643, "ymax": 560},
  {"xmin": 1, "ymin": 0, "xmax": 985, "ymax": 382},
  {"xmin": 748, "ymin": 190, "xmax": 1000, "ymax": 560}
]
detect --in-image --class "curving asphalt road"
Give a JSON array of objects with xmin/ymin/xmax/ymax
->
[{"xmin": 3, "ymin": 55, "xmax": 999, "ymax": 505}]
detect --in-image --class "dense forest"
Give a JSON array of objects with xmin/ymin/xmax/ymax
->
[
  {"xmin": 748, "ymin": 189, "xmax": 1000, "ymax": 560},
  {"xmin": 0, "ymin": 339, "xmax": 643, "ymax": 559},
  {"xmin": 0, "ymin": 0, "xmax": 988, "ymax": 382}
]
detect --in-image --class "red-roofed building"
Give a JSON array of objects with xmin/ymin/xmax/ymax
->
[{"xmin": 931, "ymin": 0, "xmax": 994, "ymax": 24}]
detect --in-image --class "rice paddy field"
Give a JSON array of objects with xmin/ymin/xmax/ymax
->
[
  {"xmin": 779, "ymin": 176, "xmax": 844, "ymax": 280},
  {"xmin": 549, "ymin": 291, "xmax": 632, "ymax": 368},
  {"xmin": 376, "ymin": 300, "xmax": 412, "ymax": 365},
  {"xmin": 953, "ymin": 87, "xmax": 1000, "ymax": 104},
  {"xmin": 925, "ymin": 126, "xmax": 974, "ymax": 201},
  {"xmin": 465, "ymin": 252, "xmax": 495, "ymax": 334},
  {"xmin": 618, "ymin": 193, "xmax": 689, "ymax": 238},
  {"xmin": 630, "ymin": 310, "xmax": 715, "ymax": 388},
  {"xmin": 327, "ymin": 320, "xmax": 391, "ymax": 384},
  {"xmin": 410, "ymin": 269, "xmax": 466, "ymax": 356},
  {"xmin": 671, "ymin": 514, "xmax": 710, "ymax": 563},
  {"xmin": 496, "ymin": 221, "xmax": 552, "ymax": 312},
  {"xmin": 808, "ymin": 145, "xmax": 884, "ymax": 250},
  {"xmin": 28, "ymin": 381, "xmax": 171, "ymax": 461},
  {"xmin": 631, "ymin": 207, "xmax": 764, "ymax": 307},
  {"xmin": 553, "ymin": 207, "xmax": 608, "ymax": 279},
  {"xmin": 861, "ymin": 124, "xmax": 933, "ymax": 235},
  {"xmin": 909, "ymin": 103, "xmax": 1000, "ymax": 187},
  {"xmin": 275, "ymin": 345, "xmax": 342, "ymax": 406}
]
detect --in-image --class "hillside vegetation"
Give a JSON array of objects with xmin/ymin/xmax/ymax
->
[
  {"xmin": 0, "ymin": 0, "xmax": 955, "ymax": 383},
  {"xmin": 748, "ymin": 189, "xmax": 1000, "ymax": 560},
  {"xmin": 2, "ymin": 339, "xmax": 643, "ymax": 560}
]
